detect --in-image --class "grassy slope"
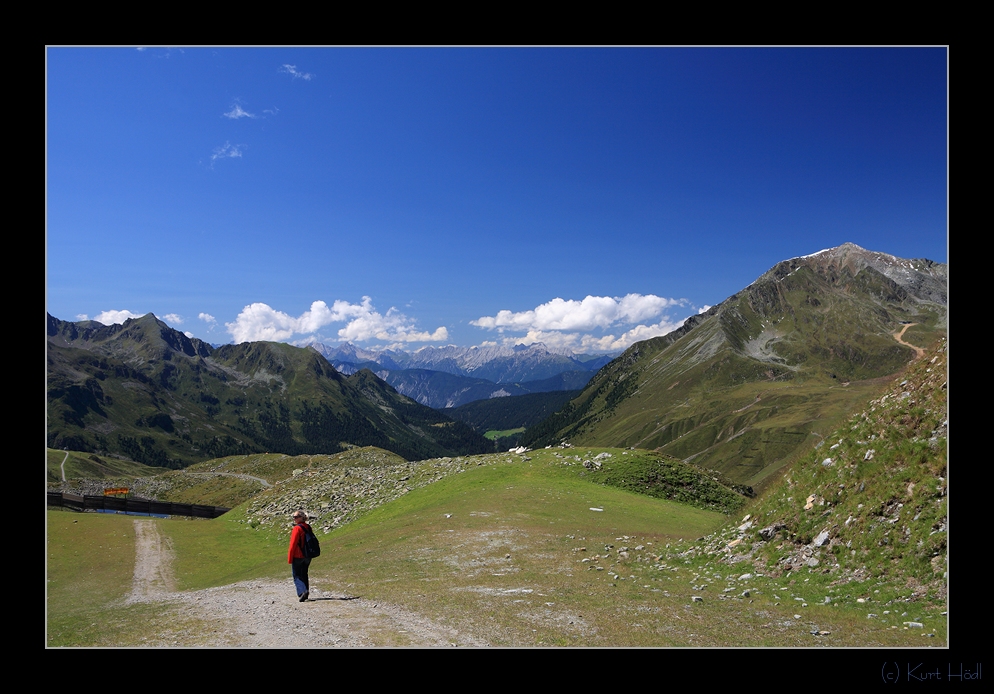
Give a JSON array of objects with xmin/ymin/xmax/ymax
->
[
  {"xmin": 678, "ymin": 337, "xmax": 948, "ymax": 644},
  {"xmin": 47, "ymin": 448, "xmax": 168, "ymax": 484},
  {"xmin": 710, "ymin": 339, "xmax": 946, "ymax": 587},
  {"xmin": 184, "ymin": 452, "xmax": 318, "ymax": 483},
  {"xmin": 599, "ymin": 376, "xmax": 890, "ymax": 489}
]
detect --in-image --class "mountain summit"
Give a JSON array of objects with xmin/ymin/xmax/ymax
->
[
  {"xmin": 779, "ymin": 242, "xmax": 946, "ymax": 303},
  {"xmin": 524, "ymin": 244, "xmax": 946, "ymax": 488}
]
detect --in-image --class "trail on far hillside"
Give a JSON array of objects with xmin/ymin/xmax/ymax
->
[
  {"xmin": 893, "ymin": 323, "xmax": 925, "ymax": 357},
  {"xmin": 125, "ymin": 519, "xmax": 484, "ymax": 647},
  {"xmin": 180, "ymin": 470, "xmax": 272, "ymax": 488}
]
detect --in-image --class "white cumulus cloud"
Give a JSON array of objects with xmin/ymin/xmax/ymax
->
[
  {"xmin": 225, "ymin": 298, "xmax": 448, "ymax": 345},
  {"xmin": 93, "ymin": 309, "xmax": 142, "ymax": 325},
  {"xmin": 199, "ymin": 313, "xmax": 217, "ymax": 325},
  {"xmin": 227, "ymin": 303, "xmax": 298, "ymax": 342},
  {"xmin": 473, "ymin": 293, "xmax": 689, "ymax": 353},
  {"xmin": 76, "ymin": 314, "xmax": 88, "ymax": 321},
  {"xmin": 472, "ymin": 294, "xmax": 682, "ymax": 333},
  {"xmin": 500, "ymin": 317, "xmax": 687, "ymax": 353},
  {"xmin": 163, "ymin": 313, "xmax": 183, "ymax": 324}
]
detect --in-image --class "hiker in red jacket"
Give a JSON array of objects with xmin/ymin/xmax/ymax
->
[{"xmin": 288, "ymin": 510, "xmax": 312, "ymax": 602}]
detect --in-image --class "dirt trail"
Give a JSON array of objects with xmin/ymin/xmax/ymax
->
[
  {"xmin": 128, "ymin": 519, "xmax": 485, "ymax": 647},
  {"xmin": 893, "ymin": 323, "xmax": 925, "ymax": 358},
  {"xmin": 127, "ymin": 519, "xmax": 176, "ymax": 602}
]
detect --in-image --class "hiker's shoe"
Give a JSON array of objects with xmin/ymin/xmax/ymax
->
[{"xmin": 299, "ymin": 591, "xmax": 309, "ymax": 602}]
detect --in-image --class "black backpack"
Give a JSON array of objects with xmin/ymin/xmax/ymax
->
[{"xmin": 302, "ymin": 523, "xmax": 321, "ymax": 558}]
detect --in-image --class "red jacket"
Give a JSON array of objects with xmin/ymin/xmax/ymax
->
[{"xmin": 288, "ymin": 522, "xmax": 311, "ymax": 563}]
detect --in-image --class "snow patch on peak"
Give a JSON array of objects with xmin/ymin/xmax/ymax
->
[
  {"xmin": 796, "ymin": 247, "xmax": 835, "ymax": 260},
  {"xmin": 795, "ymin": 242, "xmax": 867, "ymax": 261}
]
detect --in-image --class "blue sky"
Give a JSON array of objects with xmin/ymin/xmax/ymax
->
[{"xmin": 46, "ymin": 47, "xmax": 947, "ymax": 352}]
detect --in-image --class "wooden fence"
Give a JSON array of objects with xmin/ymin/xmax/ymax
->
[{"xmin": 47, "ymin": 492, "xmax": 229, "ymax": 519}]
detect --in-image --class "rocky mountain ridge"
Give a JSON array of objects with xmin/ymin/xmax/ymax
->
[{"xmin": 47, "ymin": 313, "xmax": 490, "ymax": 467}]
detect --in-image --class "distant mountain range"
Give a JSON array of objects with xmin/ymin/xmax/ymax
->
[
  {"xmin": 47, "ymin": 314, "xmax": 491, "ymax": 467},
  {"xmin": 309, "ymin": 341, "xmax": 615, "ymax": 383},
  {"xmin": 307, "ymin": 341, "xmax": 611, "ymax": 408},
  {"xmin": 523, "ymin": 243, "xmax": 947, "ymax": 488}
]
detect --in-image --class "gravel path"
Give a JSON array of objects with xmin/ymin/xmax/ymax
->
[
  {"xmin": 180, "ymin": 471, "xmax": 272, "ymax": 487},
  {"xmin": 166, "ymin": 581, "xmax": 486, "ymax": 647},
  {"xmin": 128, "ymin": 519, "xmax": 485, "ymax": 647},
  {"xmin": 128, "ymin": 519, "xmax": 176, "ymax": 602}
]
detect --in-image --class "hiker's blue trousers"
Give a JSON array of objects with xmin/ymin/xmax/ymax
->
[{"xmin": 292, "ymin": 557, "xmax": 311, "ymax": 597}]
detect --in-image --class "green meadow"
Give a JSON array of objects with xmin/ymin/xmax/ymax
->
[
  {"xmin": 483, "ymin": 427, "xmax": 526, "ymax": 441},
  {"xmin": 48, "ymin": 444, "xmax": 945, "ymax": 647}
]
